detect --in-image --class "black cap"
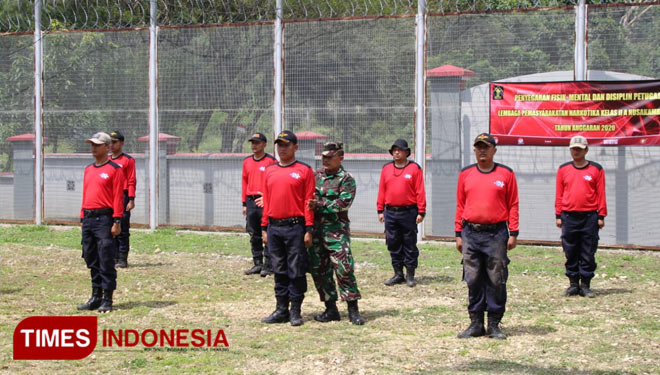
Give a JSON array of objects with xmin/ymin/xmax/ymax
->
[
  {"xmin": 389, "ymin": 139, "xmax": 410, "ymax": 155},
  {"xmin": 473, "ymin": 133, "xmax": 496, "ymax": 146},
  {"xmin": 275, "ymin": 130, "xmax": 297, "ymax": 145},
  {"xmin": 321, "ymin": 141, "xmax": 343, "ymax": 157},
  {"xmin": 109, "ymin": 130, "xmax": 124, "ymax": 142},
  {"xmin": 248, "ymin": 132, "xmax": 267, "ymax": 143}
]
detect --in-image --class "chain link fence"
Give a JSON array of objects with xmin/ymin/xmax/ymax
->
[{"xmin": 1, "ymin": 1, "xmax": 659, "ymax": 246}]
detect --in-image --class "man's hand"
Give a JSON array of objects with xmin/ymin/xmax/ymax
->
[
  {"xmin": 416, "ymin": 214, "xmax": 424, "ymax": 224},
  {"xmin": 507, "ymin": 236, "xmax": 517, "ymax": 251},
  {"xmin": 262, "ymin": 230, "xmax": 267, "ymax": 247},
  {"xmin": 598, "ymin": 219, "xmax": 605, "ymax": 229},
  {"xmin": 255, "ymin": 193, "xmax": 264, "ymax": 208},
  {"xmin": 111, "ymin": 223, "xmax": 121, "ymax": 237},
  {"xmin": 556, "ymin": 218, "xmax": 562, "ymax": 228},
  {"xmin": 126, "ymin": 200, "xmax": 135, "ymax": 211},
  {"xmin": 378, "ymin": 213, "xmax": 384, "ymax": 223},
  {"xmin": 304, "ymin": 232, "xmax": 313, "ymax": 248},
  {"xmin": 455, "ymin": 237, "xmax": 463, "ymax": 253},
  {"xmin": 242, "ymin": 206, "xmax": 247, "ymax": 216},
  {"xmin": 307, "ymin": 199, "xmax": 317, "ymax": 210}
]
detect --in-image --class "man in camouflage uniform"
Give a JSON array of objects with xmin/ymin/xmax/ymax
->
[{"xmin": 307, "ymin": 141, "xmax": 365, "ymax": 325}]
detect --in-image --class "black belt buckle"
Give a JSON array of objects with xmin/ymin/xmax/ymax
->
[
  {"xmin": 83, "ymin": 208, "xmax": 113, "ymax": 218},
  {"xmin": 386, "ymin": 204, "xmax": 416, "ymax": 212},
  {"xmin": 466, "ymin": 221, "xmax": 498, "ymax": 232},
  {"xmin": 247, "ymin": 195, "xmax": 261, "ymax": 200},
  {"xmin": 270, "ymin": 216, "xmax": 303, "ymax": 226}
]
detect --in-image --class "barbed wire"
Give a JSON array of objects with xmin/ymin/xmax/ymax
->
[{"xmin": 0, "ymin": 0, "xmax": 654, "ymax": 33}]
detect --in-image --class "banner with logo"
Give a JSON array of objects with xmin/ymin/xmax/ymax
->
[{"xmin": 489, "ymin": 80, "xmax": 660, "ymax": 146}]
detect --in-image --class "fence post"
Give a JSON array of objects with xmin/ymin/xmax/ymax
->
[
  {"xmin": 34, "ymin": 0, "xmax": 44, "ymax": 225},
  {"xmin": 415, "ymin": 0, "xmax": 427, "ymax": 239},
  {"xmin": 273, "ymin": 0, "xmax": 284, "ymax": 156},
  {"xmin": 148, "ymin": 0, "xmax": 159, "ymax": 230},
  {"xmin": 574, "ymin": 0, "xmax": 587, "ymax": 80}
]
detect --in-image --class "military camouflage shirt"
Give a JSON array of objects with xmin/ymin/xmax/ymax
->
[{"xmin": 313, "ymin": 166, "xmax": 356, "ymax": 226}]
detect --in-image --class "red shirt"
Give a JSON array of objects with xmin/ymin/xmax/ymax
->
[
  {"xmin": 455, "ymin": 163, "xmax": 519, "ymax": 236},
  {"xmin": 80, "ymin": 160, "xmax": 125, "ymax": 219},
  {"xmin": 110, "ymin": 153, "xmax": 136, "ymax": 198},
  {"xmin": 241, "ymin": 153, "xmax": 277, "ymax": 205},
  {"xmin": 376, "ymin": 161, "xmax": 426, "ymax": 214},
  {"xmin": 261, "ymin": 161, "xmax": 315, "ymax": 228},
  {"xmin": 555, "ymin": 161, "xmax": 607, "ymax": 218}
]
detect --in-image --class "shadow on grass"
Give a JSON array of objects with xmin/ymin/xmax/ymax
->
[
  {"xmin": 0, "ymin": 288, "xmax": 21, "ymax": 295},
  {"xmin": 127, "ymin": 262, "xmax": 173, "ymax": 268},
  {"xmin": 504, "ymin": 325, "xmax": 557, "ymax": 337},
  {"xmin": 114, "ymin": 300, "xmax": 177, "ymax": 310},
  {"xmin": 596, "ymin": 288, "xmax": 632, "ymax": 296},
  {"xmin": 422, "ymin": 359, "xmax": 632, "ymax": 375},
  {"xmin": 416, "ymin": 275, "xmax": 454, "ymax": 285}
]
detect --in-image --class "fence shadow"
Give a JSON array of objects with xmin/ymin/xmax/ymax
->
[
  {"xmin": 420, "ymin": 359, "xmax": 633, "ymax": 375},
  {"xmin": 127, "ymin": 262, "xmax": 172, "ymax": 268},
  {"xmin": 504, "ymin": 325, "xmax": 556, "ymax": 337},
  {"xmin": 595, "ymin": 288, "xmax": 633, "ymax": 296},
  {"xmin": 0, "ymin": 288, "xmax": 21, "ymax": 295},
  {"xmin": 416, "ymin": 275, "xmax": 454, "ymax": 285},
  {"xmin": 113, "ymin": 300, "xmax": 177, "ymax": 310}
]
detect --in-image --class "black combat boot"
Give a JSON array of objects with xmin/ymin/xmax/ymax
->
[
  {"xmin": 347, "ymin": 300, "xmax": 365, "ymax": 325},
  {"xmin": 384, "ymin": 265, "xmax": 405, "ymax": 286},
  {"xmin": 116, "ymin": 252, "xmax": 129, "ymax": 268},
  {"xmin": 77, "ymin": 287, "xmax": 103, "ymax": 310},
  {"xmin": 563, "ymin": 276, "xmax": 580, "ymax": 296},
  {"xmin": 579, "ymin": 277, "xmax": 595, "ymax": 298},
  {"xmin": 405, "ymin": 266, "xmax": 417, "ymax": 287},
  {"xmin": 244, "ymin": 257, "xmax": 263, "ymax": 275},
  {"xmin": 98, "ymin": 289, "xmax": 114, "ymax": 313},
  {"xmin": 260, "ymin": 257, "xmax": 273, "ymax": 277},
  {"xmin": 289, "ymin": 299, "xmax": 304, "ymax": 326},
  {"xmin": 314, "ymin": 300, "xmax": 340, "ymax": 322},
  {"xmin": 261, "ymin": 296, "xmax": 289, "ymax": 324},
  {"xmin": 457, "ymin": 311, "xmax": 485, "ymax": 338},
  {"xmin": 486, "ymin": 312, "xmax": 507, "ymax": 340}
]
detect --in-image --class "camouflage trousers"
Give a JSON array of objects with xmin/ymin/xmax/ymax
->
[{"xmin": 308, "ymin": 223, "xmax": 361, "ymax": 302}]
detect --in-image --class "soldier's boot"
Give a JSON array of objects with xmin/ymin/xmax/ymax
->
[
  {"xmin": 579, "ymin": 277, "xmax": 596, "ymax": 298},
  {"xmin": 116, "ymin": 252, "xmax": 128, "ymax": 269},
  {"xmin": 289, "ymin": 299, "xmax": 304, "ymax": 327},
  {"xmin": 347, "ymin": 300, "xmax": 365, "ymax": 325},
  {"xmin": 405, "ymin": 266, "xmax": 417, "ymax": 287},
  {"xmin": 260, "ymin": 258, "xmax": 273, "ymax": 277},
  {"xmin": 77, "ymin": 287, "xmax": 103, "ymax": 310},
  {"xmin": 457, "ymin": 311, "xmax": 486, "ymax": 338},
  {"xmin": 244, "ymin": 257, "xmax": 262, "ymax": 275},
  {"xmin": 486, "ymin": 312, "xmax": 507, "ymax": 340},
  {"xmin": 98, "ymin": 289, "xmax": 113, "ymax": 313},
  {"xmin": 314, "ymin": 301, "xmax": 341, "ymax": 322},
  {"xmin": 384, "ymin": 265, "xmax": 405, "ymax": 286},
  {"xmin": 563, "ymin": 276, "xmax": 580, "ymax": 296},
  {"xmin": 261, "ymin": 296, "xmax": 289, "ymax": 324}
]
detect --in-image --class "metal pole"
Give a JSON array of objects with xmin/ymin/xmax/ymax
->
[
  {"xmin": 575, "ymin": 0, "xmax": 587, "ymax": 80},
  {"xmin": 415, "ymin": 0, "xmax": 426, "ymax": 240},
  {"xmin": 274, "ymin": 0, "xmax": 283, "ymax": 155},
  {"xmin": 148, "ymin": 0, "xmax": 159, "ymax": 230},
  {"xmin": 34, "ymin": 0, "xmax": 43, "ymax": 225}
]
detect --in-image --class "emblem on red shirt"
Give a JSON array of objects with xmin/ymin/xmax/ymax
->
[
  {"xmin": 583, "ymin": 175, "xmax": 592, "ymax": 181},
  {"xmin": 100, "ymin": 173, "xmax": 109, "ymax": 179},
  {"xmin": 404, "ymin": 174, "xmax": 412, "ymax": 179},
  {"xmin": 494, "ymin": 180, "xmax": 504, "ymax": 188},
  {"xmin": 290, "ymin": 172, "xmax": 301, "ymax": 179},
  {"xmin": 259, "ymin": 166, "xmax": 266, "ymax": 172}
]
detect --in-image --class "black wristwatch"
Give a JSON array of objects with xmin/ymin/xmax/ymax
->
[{"xmin": 113, "ymin": 218, "xmax": 121, "ymax": 225}]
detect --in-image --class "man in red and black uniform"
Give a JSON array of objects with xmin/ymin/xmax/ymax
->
[
  {"xmin": 455, "ymin": 133, "xmax": 518, "ymax": 340},
  {"xmin": 77, "ymin": 132, "xmax": 125, "ymax": 313},
  {"xmin": 555, "ymin": 135, "xmax": 607, "ymax": 298},
  {"xmin": 260, "ymin": 130, "xmax": 315, "ymax": 326},
  {"xmin": 109, "ymin": 130, "xmax": 136, "ymax": 268},
  {"xmin": 377, "ymin": 139, "xmax": 426, "ymax": 287},
  {"xmin": 241, "ymin": 132, "xmax": 277, "ymax": 276}
]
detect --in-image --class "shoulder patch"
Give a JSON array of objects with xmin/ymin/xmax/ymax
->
[
  {"xmin": 243, "ymin": 154, "xmax": 253, "ymax": 160},
  {"xmin": 559, "ymin": 161, "xmax": 573, "ymax": 169},
  {"xmin": 589, "ymin": 161, "xmax": 603, "ymax": 170},
  {"xmin": 411, "ymin": 162, "xmax": 422, "ymax": 170},
  {"xmin": 382, "ymin": 161, "xmax": 394, "ymax": 169},
  {"xmin": 124, "ymin": 153, "xmax": 133, "ymax": 160},
  {"xmin": 461, "ymin": 163, "xmax": 477, "ymax": 172},
  {"xmin": 496, "ymin": 163, "xmax": 513, "ymax": 172},
  {"xmin": 108, "ymin": 161, "xmax": 121, "ymax": 169},
  {"xmin": 265, "ymin": 153, "xmax": 276, "ymax": 160}
]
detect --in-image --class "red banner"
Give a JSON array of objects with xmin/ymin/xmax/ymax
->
[{"xmin": 489, "ymin": 80, "xmax": 660, "ymax": 146}]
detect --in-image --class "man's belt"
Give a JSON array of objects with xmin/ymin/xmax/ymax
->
[
  {"xmin": 385, "ymin": 204, "xmax": 417, "ymax": 212},
  {"xmin": 269, "ymin": 216, "xmax": 304, "ymax": 226},
  {"xmin": 246, "ymin": 195, "xmax": 261, "ymax": 200},
  {"xmin": 464, "ymin": 221, "xmax": 506, "ymax": 232},
  {"xmin": 563, "ymin": 210, "xmax": 597, "ymax": 218},
  {"xmin": 83, "ymin": 208, "xmax": 113, "ymax": 218}
]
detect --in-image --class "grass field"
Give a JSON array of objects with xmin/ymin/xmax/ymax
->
[{"xmin": 0, "ymin": 225, "xmax": 658, "ymax": 375}]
